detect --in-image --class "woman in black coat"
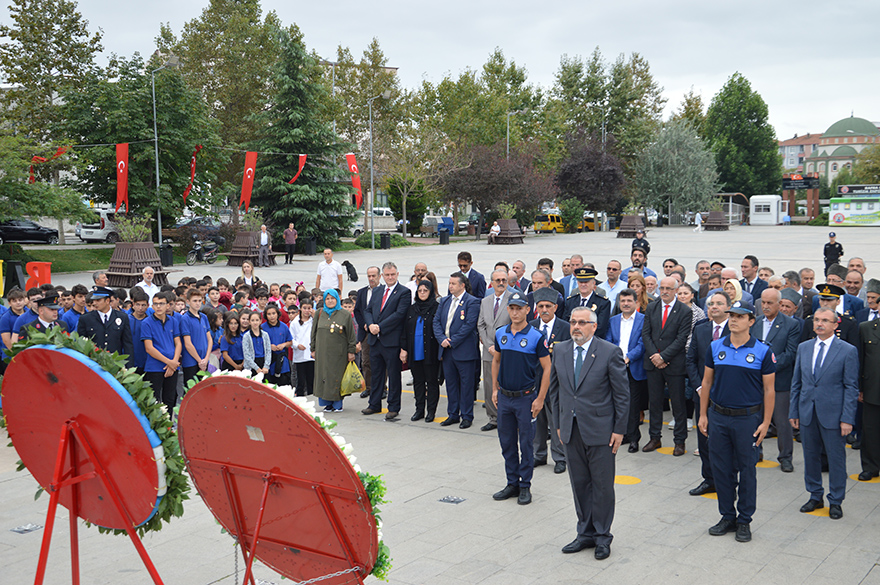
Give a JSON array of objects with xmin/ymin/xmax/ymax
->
[{"xmin": 400, "ymin": 279, "xmax": 441, "ymax": 422}]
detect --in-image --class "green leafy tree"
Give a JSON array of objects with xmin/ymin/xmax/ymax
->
[
  {"xmin": 249, "ymin": 25, "xmax": 354, "ymax": 248},
  {"xmin": 558, "ymin": 198, "xmax": 585, "ymax": 233},
  {"xmin": 386, "ymin": 177, "xmax": 429, "ymax": 235},
  {"xmin": 703, "ymin": 72, "xmax": 783, "ymax": 196},
  {"xmin": 60, "ymin": 54, "xmax": 223, "ymax": 226},
  {"xmin": 854, "ymin": 144, "xmax": 880, "ymax": 184},
  {"xmin": 670, "ymin": 87, "xmax": 707, "ymax": 138},
  {"xmin": 556, "ymin": 129, "xmax": 626, "ymax": 213},
  {"xmin": 632, "ymin": 120, "xmax": 719, "ymax": 220}
]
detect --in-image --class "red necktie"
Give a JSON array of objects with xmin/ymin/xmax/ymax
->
[
  {"xmin": 713, "ymin": 324, "xmax": 720, "ymax": 341},
  {"xmin": 380, "ymin": 288, "xmax": 391, "ymax": 311},
  {"xmin": 493, "ymin": 296, "xmax": 500, "ymax": 317},
  {"xmin": 662, "ymin": 304, "xmax": 670, "ymax": 328}
]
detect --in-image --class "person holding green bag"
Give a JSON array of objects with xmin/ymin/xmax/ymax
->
[{"xmin": 311, "ymin": 289, "xmax": 357, "ymax": 412}]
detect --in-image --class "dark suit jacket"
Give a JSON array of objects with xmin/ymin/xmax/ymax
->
[
  {"xmin": 855, "ymin": 307, "xmax": 875, "ymax": 324},
  {"xmin": 562, "ymin": 293, "xmax": 610, "ymax": 339},
  {"xmin": 790, "ymin": 337, "xmax": 859, "ymax": 429},
  {"xmin": 19, "ymin": 319, "xmax": 67, "ymax": 340},
  {"xmin": 527, "ymin": 289, "xmax": 565, "ymax": 320},
  {"xmin": 860, "ymin": 319, "xmax": 880, "ymax": 405},
  {"xmin": 800, "ymin": 313, "xmax": 860, "ymax": 347},
  {"xmin": 641, "ymin": 298, "xmax": 692, "ymax": 374},
  {"xmin": 530, "ymin": 316, "xmax": 570, "ymax": 391},
  {"xmin": 464, "ymin": 269, "xmax": 487, "ymax": 300},
  {"xmin": 354, "ymin": 285, "xmax": 377, "ymax": 342},
  {"xmin": 548, "ymin": 337, "xmax": 629, "ymax": 446},
  {"xmin": 741, "ymin": 277, "xmax": 768, "ymax": 300},
  {"xmin": 811, "ymin": 293, "xmax": 864, "ymax": 316},
  {"xmin": 750, "ymin": 313, "xmax": 800, "ymax": 392},
  {"xmin": 399, "ymin": 300, "xmax": 440, "ymax": 365},
  {"xmin": 515, "ymin": 276, "xmax": 530, "ymax": 292},
  {"xmin": 432, "ymin": 292, "xmax": 480, "ymax": 360},
  {"xmin": 606, "ymin": 312, "xmax": 646, "ymax": 381},
  {"xmin": 687, "ymin": 320, "xmax": 729, "ymax": 390},
  {"xmin": 77, "ymin": 309, "xmax": 134, "ymax": 365},
  {"xmin": 363, "ymin": 283, "xmax": 411, "ymax": 348}
]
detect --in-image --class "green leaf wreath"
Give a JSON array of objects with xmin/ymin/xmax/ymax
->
[{"xmin": 0, "ymin": 327, "xmax": 190, "ymax": 537}]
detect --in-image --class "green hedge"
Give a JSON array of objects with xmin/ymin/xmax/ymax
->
[
  {"xmin": 807, "ymin": 213, "xmax": 829, "ymax": 226},
  {"xmin": 0, "ymin": 243, "xmax": 36, "ymax": 264}
]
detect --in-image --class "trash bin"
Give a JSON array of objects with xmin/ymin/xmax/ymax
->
[
  {"xmin": 159, "ymin": 243, "xmax": 174, "ymax": 267},
  {"xmin": 438, "ymin": 228, "xmax": 450, "ymax": 245},
  {"xmin": 380, "ymin": 232, "xmax": 391, "ymax": 250},
  {"xmin": 608, "ymin": 217, "xmax": 616, "ymax": 231},
  {"xmin": 467, "ymin": 225, "xmax": 476, "ymax": 236},
  {"xmin": 305, "ymin": 237, "xmax": 317, "ymax": 256}
]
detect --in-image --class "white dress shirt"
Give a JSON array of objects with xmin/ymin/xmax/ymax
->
[
  {"xmin": 573, "ymin": 337, "xmax": 595, "ymax": 370},
  {"xmin": 812, "ymin": 335, "xmax": 834, "ymax": 372},
  {"xmin": 761, "ymin": 316, "xmax": 775, "ymax": 341},
  {"xmin": 618, "ymin": 313, "xmax": 636, "ymax": 356},
  {"xmin": 538, "ymin": 316, "xmax": 556, "ymax": 342}
]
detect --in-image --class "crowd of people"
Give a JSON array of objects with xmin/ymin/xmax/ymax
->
[{"xmin": 1, "ymin": 230, "xmax": 877, "ymax": 558}]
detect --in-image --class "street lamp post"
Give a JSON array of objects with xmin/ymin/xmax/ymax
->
[
  {"xmin": 151, "ymin": 54, "xmax": 181, "ymax": 246},
  {"xmin": 367, "ymin": 90, "xmax": 392, "ymax": 249}
]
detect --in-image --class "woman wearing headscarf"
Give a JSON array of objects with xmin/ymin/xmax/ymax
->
[
  {"xmin": 723, "ymin": 278, "xmax": 744, "ymax": 303},
  {"xmin": 310, "ymin": 289, "xmax": 356, "ymax": 412},
  {"xmin": 400, "ymin": 279, "xmax": 441, "ymax": 422}
]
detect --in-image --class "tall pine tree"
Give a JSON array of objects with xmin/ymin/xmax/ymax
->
[{"xmin": 250, "ymin": 26, "xmax": 354, "ymax": 247}]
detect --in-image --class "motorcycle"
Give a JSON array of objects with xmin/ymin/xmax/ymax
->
[{"xmin": 186, "ymin": 239, "xmax": 218, "ymax": 266}]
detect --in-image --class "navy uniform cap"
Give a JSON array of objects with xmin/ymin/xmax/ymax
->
[
  {"xmin": 829, "ymin": 232, "xmax": 836, "ymax": 237},
  {"xmin": 574, "ymin": 267, "xmax": 599, "ymax": 281},
  {"xmin": 37, "ymin": 292, "xmax": 61, "ymax": 310},
  {"xmin": 91, "ymin": 286, "xmax": 114, "ymax": 298},
  {"xmin": 725, "ymin": 299, "xmax": 755, "ymax": 315},
  {"xmin": 507, "ymin": 291, "xmax": 528, "ymax": 307}
]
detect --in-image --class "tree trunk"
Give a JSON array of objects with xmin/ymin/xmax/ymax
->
[{"xmin": 402, "ymin": 194, "xmax": 408, "ymax": 238}]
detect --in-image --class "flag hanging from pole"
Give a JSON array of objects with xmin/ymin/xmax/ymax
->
[
  {"xmin": 287, "ymin": 154, "xmax": 307, "ymax": 185},
  {"xmin": 240, "ymin": 151, "xmax": 258, "ymax": 212},
  {"xmin": 344, "ymin": 153, "xmax": 362, "ymax": 209},
  {"xmin": 115, "ymin": 143, "xmax": 129, "ymax": 213},
  {"xmin": 28, "ymin": 146, "xmax": 68, "ymax": 183},
  {"xmin": 182, "ymin": 145, "xmax": 203, "ymax": 205}
]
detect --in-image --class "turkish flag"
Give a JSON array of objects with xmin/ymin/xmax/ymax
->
[
  {"xmin": 116, "ymin": 143, "xmax": 129, "ymax": 213},
  {"xmin": 240, "ymin": 151, "xmax": 258, "ymax": 212},
  {"xmin": 345, "ymin": 153, "xmax": 362, "ymax": 209},
  {"xmin": 288, "ymin": 154, "xmax": 307, "ymax": 185},
  {"xmin": 182, "ymin": 145, "xmax": 203, "ymax": 205}
]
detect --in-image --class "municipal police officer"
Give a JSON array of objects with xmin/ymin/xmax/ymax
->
[
  {"xmin": 824, "ymin": 232, "xmax": 844, "ymax": 276},
  {"xmin": 77, "ymin": 286, "xmax": 134, "ymax": 367},
  {"xmin": 698, "ymin": 299, "xmax": 776, "ymax": 543},
  {"xmin": 491, "ymin": 291, "xmax": 551, "ymax": 506}
]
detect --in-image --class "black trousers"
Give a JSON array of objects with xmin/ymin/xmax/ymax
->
[
  {"xmin": 648, "ymin": 368, "xmax": 687, "ymax": 444},
  {"xmin": 625, "ymin": 370, "xmax": 648, "ymax": 444},
  {"xmin": 862, "ymin": 402, "xmax": 880, "ymax": 475},
  {"xmin": 410, "ymin": 359, "xmax": 440, "ymax": 416},
  {"xmin": 146, "ymin": 370, "xmax": 180, "ymax": 414},
  {"xmin": 221, "ymin": 359, "xmax": 243, "ymax": 371},
  {"xmin": 295, "ymin": 361, "xmax": 315, "ymax": 396},
  {"xmin": 693, "ymin": 392, "xmax": 713, "ymax": 484},
  {"xmin": 182, "ymin": 365, "xmax": 202, "ymax": 387},
  {"xmin": 285, "ymin": 243, "xmax": 295, "ymax": 264}
]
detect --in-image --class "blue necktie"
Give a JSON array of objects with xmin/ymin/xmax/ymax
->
[
  {"xmin": 574, "ymin": 346, "xmax": 584, "ymax": 386},
  {"xmin": 813, "ymin": 341, "xmax": 825, "ymax": 378}
]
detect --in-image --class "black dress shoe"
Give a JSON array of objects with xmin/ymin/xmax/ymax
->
[
  {"xmin": 689, "ymin": 481, "xmax": 716, "ymax": 496},
  {"xmin": 425, "ymin": 413, "xmax": 435, "ymax": 423},
  {"xmin": 735, "ymin": 523, "xmax": 751, "ymax": 542},
  {"xmin": 780, "ymin": 460, "xmax": 794, "ymax": 473},
  {"xmin": 533, "ymin": 458, "xmax": 547, "ymax": 467},
  {"xmin": 800, "ymin": 499, "xmax": 824, "ymax": 513},
  {"xmin": 361, "ymin": 408, "xmax": 379, "ymax": 415},
  {"xmin": 852, "ymin": 440, "xmax": 862, "ymax": 450},
  {"xmin": 708, "ymin": 518, "xmax": 736, "ymax": 536},
  {"xmin": 858, "ymin": 471, "xmax": 879, "ymax": 481},
  {"xmin": 411, "ymin": 411, "xmax": 424, "ymax": 421},
  {"xmin": 359, "ymin": 389, "xmax": 370, "ymax": 398},
  {"xmin": 439, "ymin": 418, "xmax": 459, "ymax": 427},
  {"xmin": 628, "ymin": 442, "xmax": 639, "ymax": 453},
  {"xmin": 517, "ymin": 487, "xmax": 532, "ymax": 505},
  {"xmin": 554, "ymin": 461, "xmax": 566, "ymax": 474},
  {"xmin": 561, "ymin": 537, "xmax": 596, "ymax": 554},
  {"xmin": 594, "ymin": 544, "xmax": 611, "ymax": 560},
  {"xmin": 480, "ymin": 422, "xmax": 497, "ymax": 432},
  {"xmin": 459, "ymin": 419, "xmax": 472, "ymax": 429},
  {"xmin": 829, "ymin": 504, "xmax": 843, "ymax": 519},
  {"xmin": 493, "ymin": 485, "xmax": 518, "ymax": 500}
]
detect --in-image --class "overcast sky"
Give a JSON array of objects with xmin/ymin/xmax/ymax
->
[{"xmin": 27, "ymin": 0, "xmax": 880, "ymax": 140}]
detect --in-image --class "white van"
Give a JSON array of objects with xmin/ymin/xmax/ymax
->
[{"xmin": 79, "ymin": 208, "xmax": 120, "ymax": 242}]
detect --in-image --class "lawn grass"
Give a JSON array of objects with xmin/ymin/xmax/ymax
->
[{"xmin": 28, "ymin": 247, "xmax": 192, "ymax": 274}]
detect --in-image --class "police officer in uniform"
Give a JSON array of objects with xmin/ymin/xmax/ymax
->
[
  {"xmin": 698, "ymin": 299, "xmax": 776, "ymax": 543},
  {"xmin": 800, "ymin": 284, "xmax": 859, "ymax": 347},
  {"xmin": 18, "ymin": 291, "xmax": 67, "ymax": 340},
  {"xmin": 824, "ymin": 232, "xmax": 844, "ymax": 276},
  {"xmin": 77, "ymin": 286, "xmax": 134, "ymax": 366},
  {"xmin": 631, "ymin": 228, "xmax": 651, "ymax": 257},
  {"xmin": 491, "ymin": 291, "xmax": 551, "ymax": 506}
]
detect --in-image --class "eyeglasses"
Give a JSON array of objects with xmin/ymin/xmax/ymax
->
[
  {"xmin": 607, "ymin": 267, "xmax": 619, "ymax": 271},
  {"xmin": 570, "ymin": 319, "xmax": 597, "ymax": 326},
  {"xmin": 492, "ymin": 278, "xmax": 508, "ymax": 283},
  {"xmin": 458, "ymin": 264, "xmax": 470, "ymax": 268}
]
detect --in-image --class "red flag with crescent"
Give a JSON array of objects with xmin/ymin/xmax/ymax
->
[
  {"xmin": 240, "ymin": 151, "xmax": 258, "ymax": 212},
  {"xmin": 116, "ymin": 143, "xmax": 129, "ymax": 213},
  {"xmin": 345, "ymin": 153, "xmax": 362, "ymax": 209},
  {"xmin": 28, "ymin": 147, "xmax": 67, "ymax": 183},
  {"xmin": 182, "ymin": 144, "xmax": 203, "ymax": 205},
  {"xmin": 287, "ymin": 154, "xmax": 307, "ymax": 185}
]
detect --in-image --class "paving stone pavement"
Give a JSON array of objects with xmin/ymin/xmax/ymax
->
[{"xmin": 4, "ymin": 224, "xmax": 880, "ymax": 584}]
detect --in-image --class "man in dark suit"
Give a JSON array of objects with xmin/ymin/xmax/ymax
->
[
  {"xmin": 478, "ymin": 270, "xmax": 513, "ymax": 431},
  {"xmin": 563, "ymin": 267, "xmax": 610, "ymax": 338},
  {"xmin": 362, "ymin": 261, "xmax": 411, "ymax": 420},
  {"xmin": 527, "ymin": 269, "xmax": 565, "ymax": 320},
  {"xmin": 354, "ymin": 266, "xmax": 381, "ymax": 397},
  {"xmin": 77, "ymin": 286, "xmax": 134, "ymax": 366},
  {"xmin": 751, "ymin": 288, "xmax": 801, "ymax": 473},
  {"xmin": 530, "ymin": 287, "xmax": 571, "ymax": 473},
  {"xmin": 527, "ymin": 258, "xmax": 565, "ymax": 297},
  {"xmin": 642, "ymin": 277, "xmax": 693, "ymax": 455},
  {"xmin": 512, "ymin": 260, "xmax": 530, "ymax": 292},
  {"xmin": 549, "ymin": 306, "xmax": 629, "ymax": 560},
  {"xmin": 18, "ymin": 291, "xmax": 67, "ymax": 341},
  {"xmin": 812, "ymin": 264, "xmax": 864, "ymax": 316},
  {"xmin": 686, "ymin": 291, "xmax": 731, "ymax": 496},
  {"xmin": 857, "ymin": 279, "xmax": 880, "ymax": 481},
  {"xmin": 740, "ymin": 255, "xmax": 768, "ymax": 300},
  {"xmin": 457, "ymin": 251, "xmax": 486, "ymax": 300},
  {"xmin": 790, "ymin": 306, "xmax": 859, "ymax": 519},
  {"xmin": 433, "ymin": 272, "xmax": 481, "ymax": 428},
  {"xmin": 854, "ymin": 278, "xmax": 878, "ymax": 324},
  {"xmin": 605, "ymin": 288, "xmax": 646, "ymax": 453}
]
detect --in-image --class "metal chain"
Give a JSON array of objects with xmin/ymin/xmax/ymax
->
[{"xmin": 227, "ymin": 538, "xmax": 361, "ymax": 585}]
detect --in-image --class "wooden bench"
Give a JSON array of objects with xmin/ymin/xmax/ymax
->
[
  {"xmin": 617, "ymin": 215, "xmax": 646, "ymax": 238},
  {"xmin": 225, "ymin": 231, "xmax": 284, "ymax": 267},
  {"xmin": 489, "ymin": 219, "xmax": 524, "ymax": 245},
  {"xmin": 703, "ymin": 211, "xmax": 729, "ymax": 231}
]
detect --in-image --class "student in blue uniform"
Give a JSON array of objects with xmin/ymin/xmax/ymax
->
[
  {"xmin": 261, "ymin": 303, "xmax": 293, "ymax": 385},
  {"xmin": 141, "ymin": 291, "xmax": 182, "ymax": 413},
  {"xmin": 180, "ymin": 288, "xmax": 212, "ymax": 386},
  {"xmin": 128, "ymin": 287, "xmax": 150, "ymax": 375},
  {"xmin": 0, "ymin": 287, "xmax": 28, "ymax": 374},
  {"xmin": 61, "ymin": 284, "xmax": 89, "ymax": 332},
  {"xmin": 491, "ymin": 291, "xmax": 551, "ymax": 506},
  {"xmin": 220, "ymin": 312, "xmax": 244, "ymax": 371},
  {"xmin": 242, "ymin": 311, "xmax": 271, "ymax": 376},
  {"xmin": 698, "ymin": 299, "xmax": 776, "ymax": 543},
  {"xmin": 11, "ymin": 287, "xmax": 42, "ymax": 343}
]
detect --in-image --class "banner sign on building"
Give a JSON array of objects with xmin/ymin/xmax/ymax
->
[
  {"xmin": 837, "ymin": 184, "xmax": 880, "ymax": 196},
  {"xmin": 782, "ymin": 176, "xmax": 820, "ymax": 190}
]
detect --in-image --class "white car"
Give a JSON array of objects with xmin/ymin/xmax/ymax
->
[{"xmin": 79, "ymin": 208, "xmax": 120, "ymax": 243}]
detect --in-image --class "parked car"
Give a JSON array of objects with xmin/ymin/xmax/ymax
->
[
  {"xmin": 163, "ymin": 216, "xmax": 226, "ymax": 246},
  {"xmin": 0, "ymin": 219, "xmax": 59, "ymax": 245},
  {"xmin": 79, "ymin": 208, "xmax": 120, "ymax": 243},
  {"xmin": 534, "ymin": 214, "xmax": 564, "ymax": 233},
  {"xmin": 372, "ymin": 207, "xmax": 394, "ymax": 218}
]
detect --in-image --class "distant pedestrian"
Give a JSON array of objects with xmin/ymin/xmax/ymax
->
[
  {"xmin": 283, "ymin": 222, "xmax": 298, "ymax": 264},
  {"xmin": 824, "ymin": 232, "xmax": 843, "ymax": 276},
  {"xmin": 693, "ymin": 212, "xmax": 703, "ymax": 233}
]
